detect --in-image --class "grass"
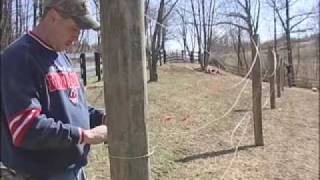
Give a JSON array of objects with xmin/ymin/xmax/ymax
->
[{"xmin": 84, "ymin": 63, "xmax": 318, "ymax": 180}]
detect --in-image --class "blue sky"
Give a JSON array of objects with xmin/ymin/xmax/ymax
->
[
  {"xmin": 85, "ymin": 0, "xmax": 317, "ymax": 50},
  {"xmin": 259, "ymin": 0, "xmax": 317, "ymax": 42}
]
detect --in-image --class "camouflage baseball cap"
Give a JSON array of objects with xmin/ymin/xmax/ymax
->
[{"xmin": 43, "ymin": 0, "xmax": 100, "ymax": 31}]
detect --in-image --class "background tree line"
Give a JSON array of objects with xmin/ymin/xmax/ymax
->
[{"xmin": 0, "ymin": 0, "xmax": 318, "ymax": 83}]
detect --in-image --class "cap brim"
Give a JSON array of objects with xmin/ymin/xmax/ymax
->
[{"xmin": 73, "ymin": 15, "xmax": 100, "ymax": 31}]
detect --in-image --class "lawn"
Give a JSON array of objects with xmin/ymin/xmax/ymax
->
[{"xmin": 84, "ymin": 63, "xmax": 318, "ymax": 180}]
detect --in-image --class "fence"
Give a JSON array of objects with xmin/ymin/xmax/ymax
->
[
  {"xmin": 224, "ymin": 63, "xmax": 319, "ymax": 89},
  {"xmin": 72, "ymin": 52, "xmax": 102, "ymax": 86},
  {"xmin": 73, "ymin": 51, "xmax": 318, "ymax": 89}
]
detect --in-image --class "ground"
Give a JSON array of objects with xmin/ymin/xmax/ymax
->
[{"xmin": 84, "ymin": 63, "xmax": 319, "ymax": 180}]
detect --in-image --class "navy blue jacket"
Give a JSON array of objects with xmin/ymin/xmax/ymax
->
[{"xmin": 0, "ymin": 32, "xmax": 104, "ymax": 178}]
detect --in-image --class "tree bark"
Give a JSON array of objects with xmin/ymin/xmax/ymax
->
[
  {"xmin": 273, "ymin": 0, "xmax": 277, "ymax": 54},
  {"xmin": 149, "ymin": 0, "xmax": 165, "ymax": 82},
  {"xmin": 33, "ymin": 0, "xmax": 38, "ymax": 27},
  {"xmin": 0, "ymin": 0, "xmax": 3, "ymax": 50},
  {"xmin": 15, "ymin": 0, "xmax": 18, "ymax": 37},
  {"xmin": 39, "ymin": 0, "xmax": 42, "ymax": 17},
  {"xmin": 237, "ymin": 28, "xmax": 242, "ymax": 72},
  {"xmin": 285, "ymin": 0, "xmax": 294, "ymax": 86}
]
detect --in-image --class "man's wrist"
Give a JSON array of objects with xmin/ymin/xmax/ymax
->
[
  {"xmin": 82, "ymin": 129, "xmax": 91, "ymax": 144},
  {"xmin": 78, "ymin": 128, "xmax": 85, "ymax": 144}
]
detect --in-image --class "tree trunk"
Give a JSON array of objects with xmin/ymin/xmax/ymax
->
[
  {"xmin": 2, "ymin": 0, "xmax": 12, "ymax": 47},
  {"xmin": 273, "ymin": 1, "xmax": 277, "ymax": 54},
  {"xmin": 241, "ymin": 42, "xmax": 249, "ymax": 71},
  {"xmin": 18, "ymin": 0, "xmax": 22, "ymax": 35},
  {"xmin": 198, "ymin": 49, "xmax": 204, "ymax": 69},
  {"xmin": 201, "ymin": 0, "xmax": 208, "ymax": 69},
  {"xmin": 237, "ymin": 28, "xmax": 242, "ymax": 72},
  {"xmin": 161, "ymin": 25, "xmax": 166, "ymax": 64},
  {"xmin": 101, "ymin": 0, "xmax": 151, "ymax": 179},
  {"xmin": 0, "ymin": 0, "xmax": 3, "ymax": 50},
  {"xmin": 150, "ymin": 52, "xmax": 158, "ymax": 81},
  {"xmin": 190, "ymin": 0, "xmax": 203, "ymax": 70},
  {"xmin": 286, "ymin": 29, "xmax": 294, "ymax": 87},
  {"xmin": 149, "ymin": 0, "xmax": 165, "ymax": 82},
  {"xmin": 39, "ymin": 0, "xmax": 42, "ymax": 17},
  {"xmin": 15, "ymin": 0, "xmax": 18, "ymax": 37},
  {"xmin": 285, "ymin": 0, "xmax": 294, "ymax": 87},
  {"xmin": 33, "ymin": 0, "xmax": 37, "ymax": 27},
  {"xmin": 296, "ymin": 41, "xmax": 300, "ymax": 77}
]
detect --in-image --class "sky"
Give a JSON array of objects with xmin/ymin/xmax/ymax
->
[
  {"xmin": 84, "ymin": 0, "xmax": 318, "ymax": 50},
  {"xmin": 259, "ymin": 0, "xmax": 317, "ymax": 42}
]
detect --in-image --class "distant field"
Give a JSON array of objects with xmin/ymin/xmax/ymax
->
[{"xmin": 212, "ymin": 39, "xmax": 319, "ymax": 88}]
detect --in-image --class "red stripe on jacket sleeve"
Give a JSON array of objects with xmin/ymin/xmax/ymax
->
[{"xmin": 8, "ymin": 108, "xmax": 41, "ymax": 147}]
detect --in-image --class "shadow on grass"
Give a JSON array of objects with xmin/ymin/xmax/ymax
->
[
  {"xmin": 233, "ymin": 107, "xmax": 271, "ymax": 113},
  {"xmin": 175, "ymin": 144, "xmax": 258, "ymax": 163}
]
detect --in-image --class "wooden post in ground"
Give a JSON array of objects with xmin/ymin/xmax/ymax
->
[
  {"xmin": 80, "ymin": 53, "xmax": 87, "ymax": 86},
  {"xmin": 101, "ymin": 0, "xmax": 151, "ymax": 180},
  {"xmin": 163, "ymin": 49, "xmax": 167, "ymax": 64},
  {"xmin": 276, "ymin": 54, "xmax": 281, "ymax": 98},
  {"xmin": 268, "ymin": 47, "xmax": 276, "ymax": 109},
  {"xmin": 94, "ymin": 52, "xmax": 101, "ymax": 81},
  {"xmin": 190, "ymin": 51, "xmax": 194, "ymax": 63},
  {"xmin": 252, "ymin": 34, "xmax": 264, "ymax": 146}
]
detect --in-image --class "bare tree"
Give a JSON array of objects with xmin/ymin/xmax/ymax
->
[
  {"xmin": 270, "ymin": 0, "xmax": 314, "ymax": 86},
  {"xmin": 15, "ymin": 0, "xmax": 19, "ymax": 37},
  {"xmin": 265, "ymin": 0, "xmax": 279, "ymax": 54},
  {"xmin": 189, "ymin": 0, "xmax": 218, "ymax": 70},
  {"xmin": 0, "ymin": 0, "xmax": 3, "ymax": 50},
  {"xmin": 1, "ymin": 0, "xmax": 13, "ymax": 49},
  {"xmin": 221, "ymin": 0, "xmax": 261, "ymax": 71},
  {"xmin": 190, "ymin": 0, "xmax": 203, "ymax": 67},
  {"xmin": 92, "ymin": 0, "xmax": 101, "ymax": 48},
  {"xmin": 230, "ymin": 27, "xmax": 249, "ymax": 72},
  {"xmin": 149, "ymin": 0, "xmax": 179, "ymax": 82},
  {"xmin": 38, "ymin": 0, "xmax": 42, "ymax": 17},
  {"xmin": 177, "ymin": 8, "xmax": 190, "ymax": 56},
  {"xmin": 33, "ymin": 0, "xmax": 39, "ymax": 27},
  {"xmin": 33, "ymin": 0, "xmax": 38, "ymax": 27}
]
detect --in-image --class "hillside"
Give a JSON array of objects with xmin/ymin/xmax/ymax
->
[
  {"xmin": 212, "ymin": 38, "xmax": 318, "ymax": 88},
  {"xmin": 85, "ymin": 63, "xmax": 318, "ymax": 180}
]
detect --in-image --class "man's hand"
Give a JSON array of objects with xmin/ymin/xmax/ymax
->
[{"xmin": 83, "ymin": 125, "xmax": 108, "ymax": 145}]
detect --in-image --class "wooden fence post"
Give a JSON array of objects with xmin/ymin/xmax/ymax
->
[
  {"xmin": 163, "ymin": 49, "xmax": 167, "ymax": 64},
  {"xmin": 190, "ymin": 51, "xmax": 194, "ymax": 63},
  {"xmin": 94, "ymin": 52, "xmax": 101, "ymax": 81},
  {"xmin": 252, "ymin": 34, "xmax": 264, "ymax": 146},
  {"xmin": 268, "ymin": 47, "xmax": 276, "ymax": 109},
  {"xmin": 276, "ymin": 54, "xmax": 281, "ymax": 98},
  {"xmin": 101, "ymin": 0, "xmax": 151, "ymax": 179},
  {"xmin": 181, "ymin": 50, "xmax": 185, "ymax": 61},
  {"xmin": 80, "ymin": 53, "xmax": 87, "ymax": 86}
]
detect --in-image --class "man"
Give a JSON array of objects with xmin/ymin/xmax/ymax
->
[{"xmin": 0, "ymin": 0, "xmax": 107, "ymax": 179}]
